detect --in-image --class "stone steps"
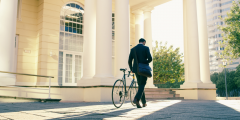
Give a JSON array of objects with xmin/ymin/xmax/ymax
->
[
  {"xmin": 145, "ymin": 88, "xmax": 184, "ymax": 100},
  {"xmin": 145, "ymin": 91, "xmax": 176, "ymax": 94},
  {"xmin": 146, "ymin": 97, "xmax": 184, "ymax": 100},
  {"xmin": 146, "ymin": 94, "xmax": 180, "ymax": 98}
]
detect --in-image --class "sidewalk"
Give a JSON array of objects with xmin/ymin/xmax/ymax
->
[{"xmin": 0, "ymin": 98, "xmax": 239, "ymax": 120}]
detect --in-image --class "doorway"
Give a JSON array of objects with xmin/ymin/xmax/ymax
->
[{"xmin": 59, "ymin": 51, "xmax": 82, "ymax": 86}]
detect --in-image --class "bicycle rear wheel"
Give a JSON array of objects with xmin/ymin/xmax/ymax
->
[
  {"xmin": 112, "ymin": 79, "xmax": 125, "ymax": 108},
  {"xmin": 130, "ymin": 81, "xmax": 138, "ymax": 106}
]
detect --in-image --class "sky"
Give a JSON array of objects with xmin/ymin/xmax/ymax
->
[{"xmin": 152, "ymin": 0, "xmax": 184, "ymax": 55}]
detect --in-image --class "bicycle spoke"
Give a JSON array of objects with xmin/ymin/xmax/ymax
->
[{"xmin": 112, "ymin": 80, "xmax": 125, "ymax": 108}]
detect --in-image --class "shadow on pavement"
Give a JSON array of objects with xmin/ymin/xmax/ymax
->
[
  {"xmin": 49, "ymin": 107, "xmax": 135, "ymax": 120},
  {"xmin": 0, "ymin": 98, "xmax": 118, "ymax": 113},
  {"xmin": 138, "ymin": 100, "xmax": 240, "ymax": 120},
  {"xmin": 0, "ymin": 98, "xmax": 135, "ymax": 119},
  {"xmin": 1, "ymin": 98, "xmax": 240, "ymax": 120}
]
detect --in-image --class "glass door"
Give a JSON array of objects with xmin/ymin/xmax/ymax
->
[
  {"xmin": 59, "ymin": 52, "xmax": 82, "ymax": 86},
  {"xmin": 64, "ymin": 53, "xmax": 73, "ymax": 85},
  {"xmin": 74, "ymin": 55, "xmax": 82, "ymax": 83}
]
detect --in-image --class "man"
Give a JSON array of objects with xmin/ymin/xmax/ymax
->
[{"xmin": 128, "ymin": 38, "xmax": 152, "ymax": 108}]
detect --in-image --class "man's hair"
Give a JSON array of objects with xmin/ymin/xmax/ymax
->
[{"xmin": 139, "ymin": 38, "xmax": 146, "ymax": 43}]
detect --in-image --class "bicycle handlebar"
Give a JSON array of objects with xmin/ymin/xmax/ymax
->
[{"xmin": 120, "ymin": 68, "xmax": 133, "ymax": 77}]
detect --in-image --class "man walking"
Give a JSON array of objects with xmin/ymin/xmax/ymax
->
[{"xmin": 128, "ymin": 38, "xmax": 152, "ymax": 108}]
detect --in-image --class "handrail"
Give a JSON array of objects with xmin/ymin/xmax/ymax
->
[
  {"xmin": 0, "ymin": 71, "xmax": 54, "ymax": 99},
  {"xmin": 0, "ymin": 71, "xmax": 54, "ymax": 78}
]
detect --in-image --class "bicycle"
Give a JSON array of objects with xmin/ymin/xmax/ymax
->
[{"xmin": 112, "ymin": 68, "xmax": 138, "ymax": 108}]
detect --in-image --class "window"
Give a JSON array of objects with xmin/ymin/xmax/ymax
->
[
  {"xmin": 59, "ymin": 3, "xmax": 84, "ymax": 52},
  {"xmin": 207, "ymin": 7, "xmax": 231, "ymax": 16},
  {"xmin": 222, "ymin": 7, "xmax": 231, "ymax": 12},
  {"xmin": 112, "ymin": 13, "xmax": 115, "ymax": 75},
  {"xmin": 58, "ymin": 3, "xmax": 84, "ymax": 86},
  {"xmin": 14, "ymin": 35, "xmax": 19, "ymax": 73},
  {"xmin": 17, "ymin": 0, "xmax": 22, "ymax": 21},
  {"xmin": 112, "ymin": 13, "xmax": 115, "ymax": 56},
  {"xmin": 230, "ymin": 62, "xmax": 239, "ymax": 65},
  {"xmin": 227, "ymin": 67, "xmax": 237, "ymax": 71},
  {"xmin": 218, "ymin": 34, "xmax": 222, "ymax": 38},
  {"xmin": 207, "ymin": 0, "xmax": 221, "ymax": 4},
  {"xmin": 214, "ymin": 40, "xmax": 218, "ymax": 44}
]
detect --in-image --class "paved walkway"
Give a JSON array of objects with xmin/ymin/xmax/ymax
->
[{"xmin": 0, "ymin": 98, "xmax": 240, "ymax": 120}]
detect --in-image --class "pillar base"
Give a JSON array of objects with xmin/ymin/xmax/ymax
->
[
  {"xmin": 145, "ymin": 77, "xmax": 157, "ymax": 88},
  {"xmin": 180, "ymin": 82, "xmax": 216, "ymax": 89},
  {"xmin": 77, "ymin": 77, "xmax": 133, "ymax": 86},
  {"xmin": 0, "ymin": 77, "xmax": 16, "ymax": 86},
  {"xmin": 83, "ymin": 87, "xmax": 115, "ymax": 102},
  {"xmin": 173, "ymin": 88, "xmax": 216, "ymax": 100},
  {"xmin": 15, "ymin": 82, "xmax": 36, "ymax": 86},
  {"xmin": 145, "ymin": 84, "xmax": 157, "ymax": 88},
  {"xmin": 36, "ymin": 82, "xmax": 59, "ymax": 86}
]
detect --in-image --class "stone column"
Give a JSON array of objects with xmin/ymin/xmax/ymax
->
[
  {"xmin": 181, "ymin": 0, "xmax": 203, "ymax": 88},
  {"xmin": 94, "ymin": 0, "xmax": 113, "ymax": 78},
  {"xmin": 143, "ymin": 7, "xmax": 156, "ymax": 88},
  {"xmin": 183, "ymin": 0, "xmax": 189, "ymax": 83},
  {"xmin": 133, "ymin": 10, "xmax": 143, "ymax": 45},
  {"xmin": 115, "ymin": 0, "xmax": 130, "ymax": 79},
  {"xmin": 196, "ymin": 0, "xmax": 214, "ymax": 85},
  {"xmin": 0, "ymin": 0, "xmax": 18, "ymax": 85},
  {"xmin": 80, "ymin": 0, "xmax": 96, "ymax": 80}
]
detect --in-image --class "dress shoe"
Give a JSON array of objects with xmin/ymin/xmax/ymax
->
[
  {"xmin": 143, "ymin": 103, "xmax": 147, "ymax": 107},
  {"xmin": 133, "ymin": 98, "xmax": 142, "ymax": 108}
]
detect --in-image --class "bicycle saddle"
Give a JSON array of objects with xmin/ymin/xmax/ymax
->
[{"xmin": 120, "ymin": 68, "xmax": 127, "ymax": 71}]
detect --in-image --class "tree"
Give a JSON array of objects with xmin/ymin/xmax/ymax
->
[
  {"xmin": 153, "ymin": 41, "xmax": 184, "ymax": 85},
  {"xmin": 217, "ymin": 1, "xmax": 240, "ymax": 63},
  {"xmin": 234, "ymin": 64, "xmax": 240, "ymax": 88},
  {"xmin": 210, "ymin": 72, "xmax": 218, "ymax": 84},
  {"xmin": 156, "ymin": 80, "xmax": 184, "ymax": 88},
  {"xmin": 210, "ymin": 64, "xmax": 240, "ymax": 97}
]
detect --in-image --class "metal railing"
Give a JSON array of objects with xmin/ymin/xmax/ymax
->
[{"xmin": 0, "ymin": 71, "xmax": 54, "ymax": 99}]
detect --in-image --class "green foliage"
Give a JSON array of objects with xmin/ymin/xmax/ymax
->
[
  {"xmin": 234, "ymin": 65, "xmax": 240, "ymax": 87},
  {"xmin": 155, "ymin": 80, "xmax": 184, "ymax": 88},
  {"xmin": 153, "ymin": 41, "xmax": 184, "ymax": 85},
  {"xmin": 210, "ymin": 64, "xmax": 240, "ymax": 97},
  {"xmin": 217, "ymin": 1, "xmax": 240, "ymax": 63}
]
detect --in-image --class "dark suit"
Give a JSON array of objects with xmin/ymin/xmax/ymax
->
[{"xmin": 128, "ymin": 44, "xmax": 152, "ymax": 103}]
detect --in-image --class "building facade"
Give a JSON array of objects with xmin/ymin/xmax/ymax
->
[
  {"xmin": 0, "ymin": 0, "xmax": 217, "ymax": 102},
  {"xmin": 206, "ymin": 0, "xmax": 240, "ymax": 73}
]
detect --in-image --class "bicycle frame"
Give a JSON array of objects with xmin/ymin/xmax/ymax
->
[
  {"xmin": 112, "ymin": 69, "xmax": 138, "ymax": 108},
  {"xmin": 122, "ymin": 71, "xmax": 136, "ymax": 97}
]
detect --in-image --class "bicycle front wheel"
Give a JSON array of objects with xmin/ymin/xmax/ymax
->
[
  {"xmin": 112, "ymin": 79, "xmax": 125, "ymax": 108},
  {"xmin": 130, "ymin": 81, "xmax": 138, "ymax": 106}
]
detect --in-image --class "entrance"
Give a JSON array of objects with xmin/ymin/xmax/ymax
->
[
  {"xmin": 59, "ymin": 51, "xmax": 82, "ymax": 86},
  {"xmin": 58, "ymin": 2, "xmax": 84, "ymax": 86}
]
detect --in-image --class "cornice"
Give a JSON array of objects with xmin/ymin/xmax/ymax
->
[
  {"xmin": 131, "ymin": 9, "xmax": 143, "ymax": 15},
  {"xmin": 142, "ymin": 6, "xmax": 154, "ymax": 12},
  {"xmin": 130, "ymin": 0, "xmax": 171, "ymax": 12}
]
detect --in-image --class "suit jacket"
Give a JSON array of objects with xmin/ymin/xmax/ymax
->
[{"xmin": 128, "ymin": 44, "xmax": 152, "ymax": 73}]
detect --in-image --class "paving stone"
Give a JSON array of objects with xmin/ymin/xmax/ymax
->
[{"xmin": 0, "ymin": 98, "xmax": 240, "ymax": 119}]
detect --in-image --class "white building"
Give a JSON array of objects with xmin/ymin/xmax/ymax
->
[
  {"xmin": 206, "ymin": 0, "xmax": 240, "ymax": 73},
  {"xmin": 0, "ymin": 0, "xmax": 216, "ymax": 102}
]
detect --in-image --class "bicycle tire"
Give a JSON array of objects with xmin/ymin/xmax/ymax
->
[
  {"xmin": 130, "ymin": 81, "xmax": 138, "ymax": 106},
  {"xmin": 112, "ymin": 79, "xmax": 125, "ymax": 108}
]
